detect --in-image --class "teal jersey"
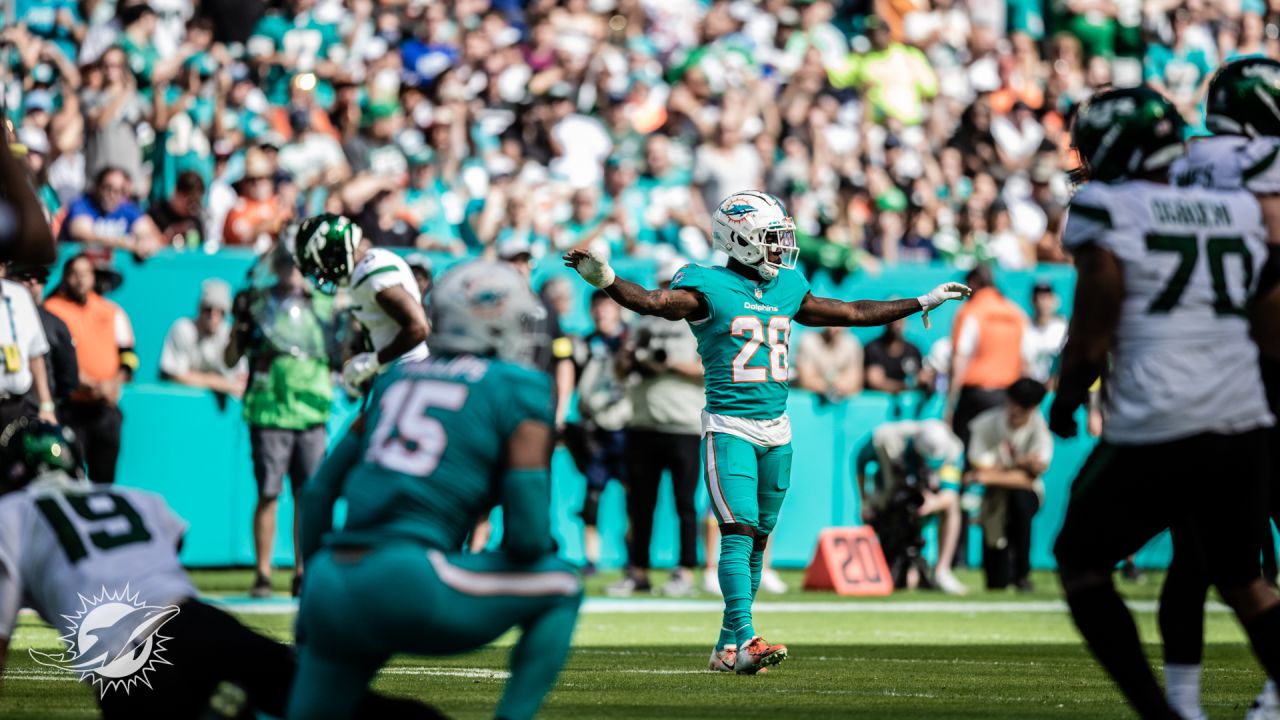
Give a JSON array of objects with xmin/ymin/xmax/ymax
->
[
  {"xmin": 670, "ymin": 264, "xmax": 810, "ymax": 419},
  {"xmin": 332, "ymin": 354, "xmax": 555, "ymax": 551}
]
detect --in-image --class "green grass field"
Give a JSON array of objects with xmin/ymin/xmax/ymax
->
[{"xmin": 0, "ymin": 569, "xmax": 1266, "ymax": 719}]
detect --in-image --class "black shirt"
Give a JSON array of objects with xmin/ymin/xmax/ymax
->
[
  {"xmin": 31, "ymin": 306, "xmax": 78, "ymax": 406},
  {"xmin": 149, "ymin": 201, "xmax": 206, "ymax": 249},
  {"xmin": 864, "ymin": 336, "xmax": 923, "ymax": 384}
]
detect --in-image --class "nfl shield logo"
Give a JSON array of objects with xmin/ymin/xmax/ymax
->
[{"xmin": 754, "ymin": 288, "xmax": 763, "ymax": 299}]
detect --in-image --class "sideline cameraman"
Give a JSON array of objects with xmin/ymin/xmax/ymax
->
[
  {"xmin": 565, "ymin": 290, "xmax": 630, "ymax": 577},
  {"xmin": 612, "ymin": 258, "xmax": 705, "ymax": 597},
  {"xmin": 224, "ymin": 240, "xmax": 334, "ymax": 598},
  {"xmin": 855, "ymin": 419, "xmax": 968, "ymax": 595},
  {"xmin": 966, "ymin": 377, "xmax": 1051, "ymax": 592}
]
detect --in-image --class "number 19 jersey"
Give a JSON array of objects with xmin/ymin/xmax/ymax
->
[
  {"xmin": 1062, "ymin": 179, "xmax": 1274, "ymax": 444},
  {"xmin": 670, "ymin": 264, "xmax": 809, "ymax": 422},
  {"xmin": 0, "ymin": 480, "xmax": 194, "ymax": 640}
]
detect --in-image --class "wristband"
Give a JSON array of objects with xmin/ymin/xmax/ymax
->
[{"xmin": 39, "ymin": 401, "xmax": 55, "ymax": 413}]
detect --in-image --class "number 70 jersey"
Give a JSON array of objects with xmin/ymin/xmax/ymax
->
[
  {"xmin": 1061, "ymin": 179, "xmax": 1274, "ymax": 444},
  {"xmin": 670, "ymin": 264, "xmax": 810, "ymax": 420}
]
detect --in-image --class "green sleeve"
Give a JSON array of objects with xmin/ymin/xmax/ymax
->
[
  {"xmin": 501, "ymin": 468, "xmax": 555, "ymax": 563},
  {"xmin": 299, "ymin": 427, "xmax": 361, "ymax": 562}
]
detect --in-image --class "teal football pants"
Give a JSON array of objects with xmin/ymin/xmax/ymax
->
[
  {"xmin": 287, "ymin": 542, "xmax": 583, "ymax": 720},
  {"xmin": 702, "ymin": 432, "xmax": 791, "ymax": 649}
]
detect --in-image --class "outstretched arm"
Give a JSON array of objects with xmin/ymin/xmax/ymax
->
[
  {"xmin": 563, "ymin": 249, "xmax": 707, "ymax": 321},
  {"xmin": 795, "ymin": 294, "xmax": 925, "ymax": 327},
  {"xmin": 795, "ymin": 282, "xmax": 971, "ymax": 328}
]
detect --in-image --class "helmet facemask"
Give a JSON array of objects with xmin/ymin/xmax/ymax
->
[{"xmin": 756, "ymin": 220, "xmax": 798, "ymax": 280}]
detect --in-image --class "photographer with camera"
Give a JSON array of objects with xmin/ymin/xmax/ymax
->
[
  {"xmin": 966, "ymin": 377, "xmax": 1052, "ymax": 592},
  {"xmin": 224, "ymin": 240, "xmax": 333, "ymax": 598},
  {"xmin": 855, "ymin": 419, "xmax": 968, "ymax": 595},
  {"xmin": 611, "ymin": 257, "xmax": 706, "ymax": 597},
  {"xmin": 564, "ymin": 290, "xmax": 631, "ymax": 578}
]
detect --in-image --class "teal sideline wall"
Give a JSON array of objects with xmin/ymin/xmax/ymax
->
[{"xmin": 57, "ymin": 248, "xmax": 1154, "ymax": 569}]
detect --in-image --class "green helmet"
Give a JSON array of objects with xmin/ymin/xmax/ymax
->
[
  {"xmin": 294, "ymin": 213, "xmax": 363, "ymax": 295},
  {"xmin": 0, "ymin": 418, "xmax": 85, "ymax": 491},
  {"xmin": 1071, "ymin": 86, "xmax": 1185, "ymax": 183},
  {"xmin": 1206, "ymin": 57, "xmax": 1280, "ymax": 137}
]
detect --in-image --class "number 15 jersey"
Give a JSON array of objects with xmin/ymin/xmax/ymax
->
[
  {"xmin": 1062, "ymin": 179, "xmax": 1274, "ymax": 444},
  {"xmin": 670, "ymin": 264, "xmax": 809, "ymax": 441}
]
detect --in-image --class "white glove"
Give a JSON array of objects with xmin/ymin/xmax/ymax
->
[
  {"xmin": 572, "ymin": 250, "xmax": 616, "ymax": 289},
  {"xmin": 916, "ymin": 282, "xmax": 973, "ymax": 329},
  {"xmin": 342, "ymin": 352, "xmax": 382, "ymax": 389}
]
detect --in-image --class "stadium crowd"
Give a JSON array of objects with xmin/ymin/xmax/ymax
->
[
  {"xmin": 5, "ymin": 0, "xmax": 1270, "ymax": 279},
  {"xmin": 1, "ymin": 0, "xmax": 1266, "ymax": 591}
]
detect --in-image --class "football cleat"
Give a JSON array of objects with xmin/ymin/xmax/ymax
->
[
  {"xmin": 708, "ymin": 644, "xmax": 737, "ymax": 672},
  {"xmin": 734, "ymin": 636, "xmax": 788, "ymax": 675}
]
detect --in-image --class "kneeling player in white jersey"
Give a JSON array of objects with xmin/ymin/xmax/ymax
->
[
  {"xmin": 1050, "ymin": 85, "xmax": 1280, "ymax": 719},
  {"xmin": 0, "ymin": 418, "xmax": 439, "ymax": 720},
  {"xmin": 1162, "ymin": 56, "xmax": 1280, "ymax": 720},
  {"xmin": 294, "ymin": 213, "xmax": 430, "ymax": 392}
]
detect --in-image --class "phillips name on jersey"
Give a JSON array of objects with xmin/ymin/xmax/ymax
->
[{"xmin": 1062, "ymin": 179, "xmax": 1274, "ymax": 444}]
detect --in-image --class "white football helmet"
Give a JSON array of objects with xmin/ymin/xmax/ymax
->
[
  {"xmin": 427, "ymin": 260, "xmax": 549, "ymax": 368},
  {"xmin": 711, "ymin": 191, "xmax": 798, "ymax": 280}
]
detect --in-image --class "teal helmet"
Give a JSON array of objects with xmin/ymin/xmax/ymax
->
[
  {"xmin": 0, "ymin": 417, "xmax": 84, "ymax": 491},
  {"xmin": 427, "ymin": 260, "xmax": 548, "ymax": 368},
  {"xmin": 294, "ymin": 213, "xmax": 363, "ymax": 295},
  {"xmin": 1206, "ymin": 57, "xmax": 1280, "ymax": 137},
  {"xmin": 1071, "ymin": 86, "xmax": 1185, "ymax": 183}
]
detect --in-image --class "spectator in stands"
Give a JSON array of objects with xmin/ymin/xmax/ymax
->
[
  {"xmin": 224, "ymin": 243, "xmax": 331, "ymax": 598},
  {"xmin": 1022, "ymin": 281, "xmax": 1067, "ymax": 385},
  {"xmin": 82, "ymin": 45, "xmax": 146, "ymax": 189},
  {"xmin": 148, "ymin": 171, "xmax": 208, "ymax": 251},
  {"xmin": 614, "ymin": 258, "xmax": 705, "ymax": 597},
  {"xmin": 967, "ymin": 378, "xmax": 1051, "ymax": 592},
  {"xmin": 947, "ymin": 264, "xmax": 1027, "ymax": 448},
  {"xmin": 856, "ymin": 419, "xmax": 967, "ymax": 594},
  {"xmin": 45, "ymin": 253, "xmax": 137, "ymax": 485},
  {"xmin": 864, "ymin": 318, "xmax": 927, "ymax": 394},
  {"xmin": 10, "ymin": 264, "xmax": 77, "ymax": 419},
  {"xmin": 223, "ymin": 148, "xmax": 292, "ymax": 250},
  {"xmin": 794, "ymin": 327, "xmax": 864, "ymax": 402},
  {"xmin": 58, "ymin": 166, "xmax": 162, "ymax": 264},
  {"xmin": 568, "ymin": 291, "xmax": 630, "ymax": 581},
  {"xmin": 0, "ymin": 263, "xmax": 57, "ymax": 429},
  {"xmin": 159, "ymin": 279, "xmax": 245, "ymax": 397}
]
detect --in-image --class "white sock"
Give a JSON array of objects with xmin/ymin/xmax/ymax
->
[
  {"xmin": 1164, "ymin": 663, "xmax": 1202, "ymax": 718},
  {"xmin": 1264, "ymin": 677, "xmax": 1278, "ymax": 702}
]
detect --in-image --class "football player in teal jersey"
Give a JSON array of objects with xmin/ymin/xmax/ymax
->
[
  {"xmin": 564, "ymin": 190, "xmax": 970, "ymax": 674},
  {"xmin": 287, "ymin": 260, "xmax": 583, "ymax": 720}
]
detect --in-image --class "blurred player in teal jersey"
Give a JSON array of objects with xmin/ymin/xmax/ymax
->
[
  {"xmin": 287, "ymin": 260, "xmax": 583, "ymax": 720},
  {"xmin": 564, "ymin": 190, "xmax": 970, "ymax": 674}
]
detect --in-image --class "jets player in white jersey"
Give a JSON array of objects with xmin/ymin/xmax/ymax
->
[
  {"xmin": 1161, "ymin": 56, "xmax": 1280, "ymax": 720},
  {"xmin": 294, "ymin": 213, "xmax": 430, "ymax": 391},
  {"xmin": 0, "ymin": 418, "xmax": 439, "ymax": 719},
  {"xmin": 1049, "ymin": 86, "xmax": 1280, "ymax": 720}
]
